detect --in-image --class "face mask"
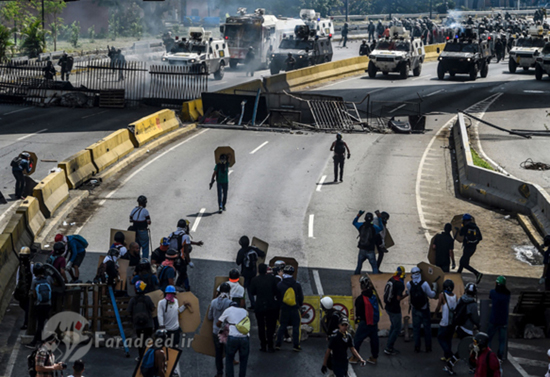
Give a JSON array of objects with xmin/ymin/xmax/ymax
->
[{"xmin": 166, "ymin": 293, "xmax": 175, "ymax": 302}]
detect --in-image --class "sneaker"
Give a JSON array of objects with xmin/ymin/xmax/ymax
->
[
  {"xmin": 293, "ymin": 346, "xmax": 302, "ymax": 352},
  {"xmin": 284, "ymin": 337, "xmax": 292, "ymax": 343},
  {"xmin": 384, "ymin": 348, "xmax": 399, "ymax": 356},
  {"xmin": 275, "ymin": 345, "xmax": 281, "ymax": 351},
  {"xmin": 476, "ymin": 273, "xmax": 483, "ymax": 284},
  {"xmin": 223, "ymin": 206, "xmax": 226, "ymax": 211},
  {"xmin": 219, "ymin": 208, "xmax": 223, "ymax": 213},
  {"xmin": 366, "ymin": 357, "xmax": 377, "ymax": 365},
  {"xmin": 443, "ymin": 366, "xmax": 456, "ymax": 375},
  {"xmin": 339, "ymin": 178, "xmax": 343, "ymax": 182},
  {"xmin": 348, "ymin": 356, "xmax": 359, "ymax": 364}
]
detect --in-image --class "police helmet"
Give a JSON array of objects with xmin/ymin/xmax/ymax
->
[
  {"xmin": 53, "ymin": 242, "xmax": 65, "ymax": 255},
  {"xmin": 108, "ymin": 248, "xmax": 120, "ymax": 258},
  {"xmin": 34, "ymin": 262, "xmax": 45, "ymax": 275},
  {"xmin": 362, "ymin": 39, "xmax": 367, "ymax": 43},
  {"xmin": 137, "ymin": 195, "xmax": 147, "ymax": 206},
  {"xmin": 320, "ymin": 296, "xmax": 333, "ymax": 310},
  {"xmin": 474, "ymin": 332, "xmax": 489, "ymax": 349},
  {"xmin": 229, "ymin": 268, "xmax": 240, "ymax": 280},
  {"xmin": 219, "ymin": 282, "xmax": 231, "ymax": 293},
  {"xmin": 443, "ymin": 279, "xmax": 455, "ymax": 292},
  {"xmin": 114, "ymin": 231, "xmax": 125, "ymax": 243},
  {"xmin": 138, "ymin": 258, "xmax": 151, "ymax": 270},
  {"xmin": 283, "ymin": 265, "xmax": 295, "ymax": 275},
  {"xmin": 165, "ymin": 248, "xmax": 178, "ymax": 259},
  {"xmin": 20, "ymin": 246, "xmax": 31, "ymax": 256},
  {"xmin": 165, "ymin": 285, "xmax": 176, "ymax": 294},
  {"xmin": 364, "ymin": 212, "xmax": 374, "ymax": 222}
]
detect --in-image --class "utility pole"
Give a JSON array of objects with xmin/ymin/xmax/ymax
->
[
  {"xmin": 345, "ymin": 0, "xmax": 349, "ymax": 22},
  {"xmin": 42, "ymin": 0, "xmax": 45, "ymax": 46}
]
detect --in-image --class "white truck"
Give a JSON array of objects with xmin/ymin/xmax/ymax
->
[
  {"xmin": 299, "ymin": 9, "xmax": 335, "ymax": 37},
  {"xmin": 161, "ymin": 28, "xmax": 229, "ymax": 80},
  {"xmin": 508, "ymin": 26, "xmax": 547, "ymax": 73},
  {"xmin": 535, "ymin": 41, "xmax": 550, "ymax": 80}
]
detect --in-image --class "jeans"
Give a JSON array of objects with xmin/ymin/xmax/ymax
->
[
  {"xmin": 412, "ymin": 307, "xmax": 432, "ymax": 350},
  {"xmin": 217, "ymin": 182, "xmax": 228, "ymax": 209},
  {"xmin": 457, "ymin": 246, "xmax": 479, "ymax": 276},
  {"xmin": 332, "ymin": 360, "xmax": 349, "ymax": 377},
  {"xmin": 333, "ymin": 155, "xmax": 345, "ymax": 181},
  {"xmin": 225, "ymin": 336, "xmax": 250, "ymax": 377},
  {"xmin": 135, "ymin": 229, "xmax": 149, "ymax": 259},
  {"xmin": 175, "ymin": 263, "xmax": 190, "ymax": 291},
  {"xmin": 488, "ymin": 323, "xmax": 507, "ymax": 360},
  {"xmin": 255, "ymin": 309, "xmax": 278, "ymax": 350},
  {"xmin": 354, "ymin": 321, "xmax": 379, "ymax": 358},
  {"xmin": 276, "ymin": 308, "xmax": 300, "ymax": 347},
  {"xmin": 32, "ymin": 304, "xmax": 51, "ymax": 344},
  {"xmin": 212, "ymin": 333, "xmax": 224, "ymax": 375},
  {"xmin": 354, "ymin": 249, "xmax": 378, "ymax": 275},
  {"xmin": 13, "ymin": 170, "xmax": 25, "ymax": 198},
  {"xmin": 135, "ymin": 328, "xmax": 153, "ymax": 360},
  {"xmin": 386, "ymin": 310, "xmax": 402, "ymax": 351},
  {"xmin": 377, "ymin": 249, "xmax": 385, "ymax": 270},
  {"xmin": 244, "ymin": 276, "xmax": 255, "ymax": 308},
  {"xmin": 438, "ymin": 325, "xmax": 454, "ymax": 359}
]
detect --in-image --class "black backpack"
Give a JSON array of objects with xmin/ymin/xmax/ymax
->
[
  {"xmin": 243, "ymin": 248, "xmax": 258, "ymax": 270},
  {"xmin": 358, "ymin": 223, "xmax": 375, "ymax": 250},
  {"xmin": 409, "ymin": 281, "xmax": 428, "ymax": 310},
  {"xmin": 27, "ymin": 347, "xmax": 43, "ymax": 377},
  {"xmin": 383, "ymin": 279, "xmax": 395, "ymax": 305},
  {"xmin": 11, "ymin": 156, "xmax": 22, "ymax": 169},
  {"xmin": 452, "ymin": 299, "xmax": 470, "ymax": 328},
  {"xmin": 334, "ymin": 140, "xmax": 346, "ymax": 154},
  {"xmin": 465, "ymin": 227, "xmax": 479, "ymax": 244},
  {"xmin": 132, "ymin": 295, "xmax": 151, "ymax": 327}
]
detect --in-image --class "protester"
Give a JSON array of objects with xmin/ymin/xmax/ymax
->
[
  {"xmin": 110, "ymin": 231, "xmax": 128, "ymax": 258},
  {"xmin": 167, "ymin": 219, "xmax": 203, "ymax": 291},
  {"xmin": 123, "ymin": 241, "xmax": 141, "ymax": 267},
  {"xmin": 249, "ymin": 263, "xmax": 278, "ymax": 352},
  {"xmin": 217, "ymin": 302, "xmax": 250, "ymax": 377},
  {"xmin": 48, "ymin": 242, "xmax": 68, "ymax": 283},
  {"xmin": 321, "ymin": 317, "xmax": 365, "ymax": 377},
  {"xmin": 330, "ymin": 133, "xmax": 351, "ymax": 183},
  {"xmin": 14, "ymin": 246, "xmax": 33, "ymax": 330},
  {"xmin": 350, "ymin": 276, "xmax": 379, "ymax": 365},
  {"xmin": 488, "ymin": 276, "xmax": 510, "ymax": 360},
  {"xmin": 353, "ymin": 211, "xmax": 384, "ymax": 275},
  {"xmin": 68, "ymin": 359, "xmax": 85, "ymax": 377},
  {"xmin": 219, "ymin": 269, "xmax": 246, "ymax": 307},
  {"xmin": 151, "ymin": 237, "xmax": 170, "ymax": 272},
  {"xmin": 275, "ymin": 265, "xmax": 303, "ymax": 351},
  {"xmin": 43, "ymin": 61, "xmax": 56, "ymax": 80},
  {"xmin": 131, "ymin": 259, "xmax": 159, "ymax": 294},
  {"xmin": 103, "ymin": 248, "xmax": 121, "ymax": 288},
  {"xmin": 157, "ymin": 249, "xmax": 177, "ymax": 292},
  {"xmin": 55, "ymin": 233, "xmax": 88, "ymax": 283},
  {"xmin": 11, "ymin": 152, "xmax": 30, "ymax": 199},
  {"xmin": 33, "ymin": 334, "xmax": 65, "ymax": 376},
  {"xmin": 128, "ymin": 280, "xmax": 155, "ymax": 361},
  {"xmin": 58, "ymin": 53, "xmax": 72, "ymax": 81},
  {"xmin": 129, "ymin": 195, "xmax": 151, "ymax": 259},
  {"xmin": 210, "ymin": 154, "xmax": 230, "ymax": 212},
  {"xmin": 341, "ymin": 23, "xmax": 349, "ymax": 47},
  {"xmin": 542, "ymin": 235, "xmax": 550, "ymax": 291},
  {"xmin": 470, "ymin": 332, "xmax": 501, "ymax": 377},
  {"xmin": 373, "ymin": 210, "xmax": 390, "ymax": 271},
  {"xmin": 432, "ymin": 223, "xmax": 455, "ymax": 272},
  {"xmin": 407, "ymin": 266, "xmax": 437, "ymax": 353},
  {"xmin": 457, "ymin": 214, "xmax": 483, "ymax": 284},
  {"xmin": 435, "ymin": 279, "xmax": 457, "ymax": 363},
  {"xmin": 384, "ymin": 266, "xmax": 407, "ymax": 356},
  {"xmin": 209, "ymin": 282, "xmax": 233, "ymax": 377},
  {"xmin": 236, "ymin": 236, "xmax": 265, "ymax": 310},
  {"xmin": 320, "ymin": 296, "xmax": 343, "ymax": 338},
  {"xmin": 140, "ymin": 330, "xmax": 168, "ymax": 377},
  {"xmin": 27, "ymin": 263, "xmax": 54, "ymax": 348}
]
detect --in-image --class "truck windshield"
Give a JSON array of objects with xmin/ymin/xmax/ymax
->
[
  {"xmin": 395, "ymin": 42, "xmax": 410, "ymax": 51},
  {"xmin": 279, "ymin": 39, "xmax": 314, "ymax": 50},
  {"xmin": 225, "ymin": 24, "xmax": 262, "ymax": 46},
  {"xmin": 444, "ymin": 43, "xmax": 478, "ymax": 53},
  {"xmin": 516, "ymin": 38, "xmax": 545, "ymax": 48},
  {"xmin": 190, "ymin": 44, "xmax": 206, "ymax": 53}
]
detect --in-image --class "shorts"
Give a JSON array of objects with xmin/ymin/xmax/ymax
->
[{"xmin": 71, "ymin": 251, "xmax": 86, "ymax": 267}]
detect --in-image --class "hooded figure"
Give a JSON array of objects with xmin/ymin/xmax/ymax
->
[{"xmin": 236, "ymin": 235, "xmax": 265, "ymax": 310}]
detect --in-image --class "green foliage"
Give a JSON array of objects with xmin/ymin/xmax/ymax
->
[
  {"xmin": 0, "ymin": 24, "xmax": 13, "ymax": 60},
  {"xmin": 88, "ymin": 25, "xmax": 96, "ymax": 43},
  {"xmin": 109, "ymin": 11, "xmax": 119, "ymax": 40},
  {"xmin": 69, "ymin": 21, "xmax": 80, "ymax": 48},
  {"xmin": 130, "ymin": 22, "xmax": 142, "ymax": 40},
  {"xmin": 471, "ymin": 148, "xmax": 494, "ymax": 171},
  {"xmin": 108, "ymin": 2, "xmax": 144, "ymax": 39},
  {"xmin": 21, "ymin": 19, "xmax": 46, "ymax": 58}
]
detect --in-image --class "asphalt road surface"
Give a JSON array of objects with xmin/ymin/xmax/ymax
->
[{"xmin": 1, "ymin": 58, "xmax": 549, "ymax": 377}]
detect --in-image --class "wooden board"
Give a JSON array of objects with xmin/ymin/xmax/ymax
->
[
  {"xmin": 428, "ymin": 234, "xmax": 437, "ymax": 264},
  {"xmin": 109, "ymin": 228, "xmax": 136, "ymax": 248},
  {"xmin": 97, "ymin": 255, "xmax": 129, "ymax": 291},
  {"xmin": 451, "ymin": 215, "xmax": 475, "ymax": 244},
  {"xmin": 384, "ymin": 228, "xmax": 395, "ymax": 249},
  {"xmin": 146, "ymin": 290, "xmax": 164, "ymax": 318},
  {"xmin": 417, "ymin": 262, "xmax": 445, "ymax": 295},
  {"xmin": 251, "ymin": 236, "xmax": 268, "ymax": 268},
  {"xmin": 132, "ymin": 346, "xmax": 182, "ymax": 377},
  {"xmin": 177, "ymin": 292, "xmax": 201, "ymax": 333},
  {"xmin": 214, "ymin": 146, "xmax": 235, "ymax": 167},
  {"xmin": 268, "ymin": 257, "xmax": 298, "ymax": 280}
]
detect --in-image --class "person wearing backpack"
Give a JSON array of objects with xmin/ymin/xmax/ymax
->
[
  {"xmin": 151, "ymin": 237, "xmax": 170, "ymax": 273},
  {"xmin": 350, "ymin": 275, "xmax": 380, "ymax": 365},
  {"xmin": 435, "ymin": 280, "xmax": 457, "ymax": 365},
  {"xmin": 210, "ymin": 154, "xmax": 230, "ymax": 213},
  {"xmin": 132, "ymin": 259, "xmax": 159, "ymax": 294},
  {"xmin": 320, "ymin": 296, "xmax": 343, "ymax": 338},
  {"xmin": 487, "ymin": 276, "xmax": 510, "ymax": 361},
  {"xmin": 209, "ymin": 282, "xmax": 233, "ymax": 377},
  {"xmin": 457, "ymin": 214, "xmax": 483, "ymax": 284},
  {"xmin": 406, "ymin": 267, "xmax": 437, "ymax": 353},
  {"xmin": 15, "ymin": 246, "xmax": 33, "ymax": 330},
  {"xmin": 158, "ymin": 249, "xmax": 177, "ymax": 292},
  {"xmin": 103, "ymin": 248, "xmax": 121, "ymax": 288},
  {"xmin": 30, "ymin": 333, "xmax": 66, "ymax": 377},
  {"xmin": 128, "ymin": 280, "xmax": 156, "ymax": 361},
  {"xmin": 48, "ymin": 242, "xmax": 68, "ymax": 283},
  {"xmin": 167, "ymin": 219, "xmax": 203, "ymax": 291},
  {"xmin": 383, "ymin": 266, "xmax": 407, "ymax": 356},
  {"xmin": 217, "ymin": 269, "xmax": 246, "ymax": 308},
  {"xmin": 140, "ymin": 329, "xmax": 168, "ymax": 377},
  {"xmin": 329, "ymin": 133, "xmax": 351, "ymax": 183},
  {"xmin": 353, "ymin": 211, "xmax": 384, "ymax": 275},
  {"xmin": 109, "ymin": 231, "xmax": 128, "ymax": 259},
  {"xmin": 27, "ymin": 263, "xmax": 54, "ymax": 349},
  {"xmin": 55, "ymin": 233, "xmax": 88, "ymax": 283},
  {"xmin": 470, "ymin": 332, "xmax": 501, "ymax": 377},
  {"xmin": 321, "ymin": 317, "xmax": 366, "ymax": 377},
  {"xmin": 217, "ymin": 302, "xmax": 250, "ymax": 377},
  {"xmin": 236, "ymin": 236, "xmax": 265, "ymax": 310},
  {"xmin": 11, "ymin": 152, "xmax": 30, "ymax": 199},
  {"xmin": 432, "ymin": 223, "xmax": 456, "ymax": 273},
  {"xmin": 275, "ymin": 265, "xmax": 304, "ymax": 352},
  {"xmin": 129, "ymin": 195, "xmax": 151, "ymax": 259},
  {"xmin": 249, "ymin": 263, "xmax": 278, "ymax": 353}
]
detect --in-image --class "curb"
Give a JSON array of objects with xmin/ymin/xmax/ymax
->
[{"xmin": 517, "ymin": 213, "xmax": 544, "ymax": 252}]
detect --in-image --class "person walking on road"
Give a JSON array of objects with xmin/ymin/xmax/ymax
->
[
  {"xmin": 383, "ymin": 266, "xmax": 407, "ymax": 356},
  {"xmin": 435, "ymin": 279, "xmax": 457, "ymax": 363},
  {"xmin": 488, "ymin": 276, "xmax": 510, "ymax": 361},
  {"xmin": 11, "ymin": 152, "xmax": 30, "ymax": 199},
  {"xmin": 470, "ymin": 332, "xmax": 501, "ymax": 377},
  {"xmin": 457, "ymin": 214, "xmax": 483, "ymax": 284},
  {"xmin": 321, "ymin": 317, "xmax": 365, "ymax": 377},
  {"xmin": 217, "ymin": 302, "xmax": 251, "ymax": 377},
  {"xmin": 236, "ymin": 236, "xmax": 265, "ymax": 310},
  {"xmin": 27, "ymin": 263, "xmax": 54, "ymax": 348},
  {"xmin": 14, "ymin": 246, "xmax": 33, "ymax": 330},
  {"xmin": 541, "ymin": 235, "xmax": 550, "ymax": 291},
  {"xmin": 275, "ymin": 265, "xmax": 303, "ymax": 352},
  {"xmin": 167, "ymin": 219, "xmax": 203, "ymax": 291},
  {"xmin": 432, "ymin": 223, "xmax": 455, "ymax": 273},
  {"xmin": 341, "ymin": 23, "xmax": 349, "ymax": 48},
  {"xmin": 349, "ymin": 276, "xmax": 379, "ymax": 365},
  {"xmin": 249, "ymin": 263, "xmax": 278, "ymax": 352},
  {"xmin": 330, "ymin": 133, "xmax": 350, "ymax": 182},
  {"xmin": 55, "ymin": 233, "xmax": 88, "ymax": 283},
  {"xmin": 128, "ymin": 280, "xmax": 155, "ymax": 361},
  {"xmin": 157, "ymin": 249, "xmax": 177, "ymax": 292},
  {"xmin": 245, "ymin": 46, "xmax": 255, "ymax": 77},
  {"xmin": 353, "ymin": 211, "xmax": 384, "ymax": 275},
  {"xmin": 33, "ymin": 334, "xmax": 66, "ymax": 376},
  {"xmin": 373, "ymin": 210, "xmax": 390, "ymax": 272},
  {"xmin": 368, "ymin": 21, "xmax": 375, "ymax": 42},
  {"xmin": 210, "ymin": 154, "xmax": 230, "ymax": 213},
  {"xmin": 320, "ymin": 296, "xmax": 344, "ymax": 337},
  {"xmin": 209, "ymin": 282, "xmax": 233, "ymax": 377},
  {"xmin": 130, "ymin": 195, "xmax": 151, "ymax": 259},
  {"xmin": 407, "ymin": 267, "xmax": 437, "ymax": 353}
]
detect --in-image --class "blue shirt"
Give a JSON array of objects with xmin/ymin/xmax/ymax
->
[
  {"xmin": 489, "ymin": 289, "xmax": 510, "ymax": 326},
  {"xmin": 353, "ymin": 216, "xmax": 383, "ymax": 233},
  {"xmin": 12, "ymin": 158, "xmax": 29, "ymax": 172},
  {"xmin": 67, "ymin": 235, "xmax": 87, "ymax": 263},
  {"xmin": 158, "ymin": 266, "xmax": 176, "ymax": 292}
]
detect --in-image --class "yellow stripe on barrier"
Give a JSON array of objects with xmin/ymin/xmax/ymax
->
[
  {"xmin": 33, "ymin": 170, "xmax": 70, "ymax": 218},
  {"xmin": 58, "ymin": 149, "xmax": 98, "ymax": 189},
  {"xmin": 181, "ymin": 99, "xmax": 204, "ymax": 122},
  {"xmin": 0, "ymin": 234, "xmax": 13, "ymax": 266},
  {"xmin": 129, "ymin": 109, "xmax": 180, "ymax": 147},
  {"xmin": 2, "ymin": 213, "xmax": 33, "ymax": 252},
  {"xmin": 87, "ymin": 129, "xmax": 135, "ymax": 173},
  {"xmin": 16, "ymin": 197, "xmax": 45, "ymax": 238},
  {"xmin": 302, "ymin": 296, "xmax": 321, "ymax": 333}
]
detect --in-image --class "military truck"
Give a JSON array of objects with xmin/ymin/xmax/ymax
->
[
  {"xmin": 269, "ymin": 25, "xmax": 333, "ymax": 75},
  {"xmin": 437, "ymin": 31, "xmax": 491, "ymax": 81},
  {"xmin": 366, "ymin": 26, "xmax": 425, "ymax": 79},
  {"xmin": 161, "ymin": 28, "xmax": 229, "ymax": 80},
  {"xmin": 535, "ymin": 41, "xmax": 550, "ymax": 80},
  {"xmin": 508, "ymin": 26, "xmax": 547, "ymax": 73}
]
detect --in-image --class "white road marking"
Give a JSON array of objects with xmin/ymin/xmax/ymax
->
[
  {"xmin": 523, "ymin": 90, "xmax": 545, "ymax": 93},
  {"xmin": 16, "ymin": 128, "xmax": 48, "ymax": 141},
  {"xmin": 312, "ymin": 270, "xmax": 324, "ymax": 296},
  {"xmin": 250, "ymin": 141, "xmax": 268, "ymax": 154},
  {"xmin": 347, "ymin": 364, "xmax": 358, "ymax": 377},
  {"xmin": 308, "ymin": 214, "xmax": 314, "ymax": 238},
  {"xmin": 0, "ymin": 201, "xmax": 20, "ymax": 224},
  {"xmin": 507, "ymin": 352, "xmax": 532, "ymax": 377},
  {"xmin": 388, "ymin": 104, "xmax": 406, "ymax": 113},
  {"xmin": 511, "ymin": 357, "xmax": 548, "ymax": 368},
  {"xmin": 98, "ymin": 129, "xmax": 209, "ymax": 206},
  {"xmin": 82, "ymin": 110, "xmax": 108, "ymax": 119},
  {"xmin": 191, "ymin": 208, "xmax": 206, "ymax": 232},
  {"xmin": 508, "ymin": 342, "xmax": 544, "ymax": 352},
  {"xmin": 316, "ymin": 175, "xmax": 327, "ymax": 192},
  {"xmin": 3, "ymin": 108, "xmax": 31, "ymax": 115},
  {"xmin": 4, "ymin": 331, "xmax": 23, "ymax": 377},
  {"xmin": 426, "ymin": 89, "xmax": 444, "ymax": 97},
  {"xmin": 229, "ymin": 170, "xmax": 234, "ymax": 175}
]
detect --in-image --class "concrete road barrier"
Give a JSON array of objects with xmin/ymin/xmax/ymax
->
[
  {"xmin": 16, "ymin": 197, "xmax": 46, "ymax": 238},
  {"xmin": 58, "ymin": 150, "xmax": 98, "ymax": 189},
  {"xmin": 129, "ymin": 109, "xmax": 180, "ymax": 147},
  {"xmin": 87, "ymin": 129, "xmax": 135, "ymax": 173},
  {"xmin": 0, "ymin": 233, "xmax": 18, "ymax": 322},
  {"xmin": 216, "ymin": 79, "xmax": 264, "ymax": 95},
  {"xmin": 181, "ymin": 99, "xmax": 204, "ymax": 122},
  {"xmin": 33, "ymin": 170, "xmax": 70, "ymax": 219},
  {"xmin": 2, "ymin": 213, "xmax": 33, "ymax": 252}
]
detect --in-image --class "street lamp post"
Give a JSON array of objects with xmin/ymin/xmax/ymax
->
[{"xmin": 42, "ymin": 0, "xmax": 45, "ymax": 46}]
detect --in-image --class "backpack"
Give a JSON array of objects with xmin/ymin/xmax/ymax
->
[
  {"xmin": 35, "ymin": 281, "xmax": 52, "ymax": 304},
  {"xmin": 409, "ymin": 281, "xmax": 428, "ymax": 310},
  {"xmin": 383, "ymin": 279, "xmax": 395, "ymax": 305},
  {"xmin": 234, "ymin": 315, "xmax": 251, "ymax": 335},
  {"xmin": 168, "ymin": 232, "xmax": 184, "ymax": 252},
  {"xmin": 283, "ymin": 285, "xmax": 297, "ymax": 306},
  {"xmin": 70, "ymin": 234, "xmax": 89, "ymax": 249},
  {"xmin": 47, "ymin": 255, "xmax": 58, "ymax": 266},
  {"xmin": 11, "ymin": 156, "xmax": 22, "ymax": 169},
  {"xmin": 243, "ymin": 248, "xmax": 258, "ymax": 270},
  {"xmin": 140, "ymin": 347, "xmax": 158, "ymax": 377},
  {"xmin": 133, "ymin": 295, "xmax": 151, "ymax": 327},
  {"xmin": 157, "ymin": 265, "xmax": 174, "ymax": 284},
  {"xmin": 452, "ymin": 299, "xmax": 470, "ymax": 328},
  {"xmin": 465, "ymin": 227, "xmax": 479, "ymax": 244},
  {"xmin": 27, "ymin": 347, "xmax": 40, "ymax": 377},
  {"xmin": 358, "ymin": 223, "xmax": 375, "ymax": 250},
  {"xmin": 334, "ymin": 140, "xmax": 346, "ymax": 154}
]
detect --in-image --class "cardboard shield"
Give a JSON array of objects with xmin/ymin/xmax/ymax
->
[
  {"xmin": 22, "ymin": 151, "xmax": 37, "ymax": 175},
  {"xmin": 109, "ymin": 229, "xmax": 136, "ymax": 248},
  {"xmin": 428, "ymin": 234, "xmax": 437, "ymax": 264},
  {"xmin": 384, "ymin": 229, "xmax": 395, "ymax": 248},
  {"xmin": 132, "ymin": 346, "xmax": 182, "ymax": 377},
  {"xmin": 457, "ymin": 336, "xmax": 474, "ymax": 359},
  {"xmin": 417, "ymin": 262, "xmax": 445, "ymax": 295},
  {"xmin": 215, "ymin": 146, "xmax": 235, "ymax": 167},
  {"xmin": 251, "ymin": 237, "xmax": 268, "ymax": 268},
  {"xmin": 146, "ymin": 290, "xmax": 200, "ymax": 333},
  {"xmin": 451, "ymin": 214, "xmax": 475, "ymax": 243},
  {"xmin": 269, "ymin": 257, "xmax": 298, "ymax": 280},
  {"xmin": 97, "ymin": 255, "xmax": 129, "ymax": 291},
  {"xmin": 43, "ymin": 263, "xmax": 66, "ymax": 293},
  {"xmin": 146, "ymin": 290, "xmax": 164, "ymax": 318}
]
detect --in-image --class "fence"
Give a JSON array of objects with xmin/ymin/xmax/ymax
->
[{"xmin": 145, "ymin": 65, "xmax": 209, "ymax": 107}]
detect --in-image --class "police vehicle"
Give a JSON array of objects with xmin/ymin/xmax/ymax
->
[
  {"xmin": 366, "ymin": 25, "xmax": 425, "ymax": 79},
  {"xmin": 269, "ymin": 25, "xmax": 333, "ymax": 75},
  {"xmin": 161, "ymin": 28, "xmax": 229, "ymax": 80},
  {"xmin": 508, "ymin": 26, "xmax": 547, "ymax": 73},
  {"xmin": 437, "ymin": 30, "xmax": 491, "ymax": 80},
  {"xmin": 535, "ymin": 41, "xmax": 550, "ymax": 80}
]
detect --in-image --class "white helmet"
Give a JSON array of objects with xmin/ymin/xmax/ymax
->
[
  {"xmin": 411, "ymin": 266, "xmax": 421, "ymax": 275},
  {"xmin": 320, "ymin": 296, "xmax": 333, "ymax": 310}
]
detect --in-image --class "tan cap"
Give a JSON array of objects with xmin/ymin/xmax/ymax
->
[{"xmin": 20, "ymin": 246, "xmax": 31, "ymax": 255}]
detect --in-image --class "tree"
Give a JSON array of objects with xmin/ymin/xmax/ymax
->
[
  {"xmin": 0, "ymin": 24, "xmax": 13, "ymax": 61},
  {"xmin": 21, "ymin": 19, "xmax": 46, "ymax": 58},
  {"xmin": 1, "ymin": 0, "xmax": 27, "ymax": 45},
  {"xmin": 69, "ymin": 21, "xmax": 80, "ymax": 48},
  {"xmin": 44, "ymin": 0, "xmax": 66, "ymax": 51}
]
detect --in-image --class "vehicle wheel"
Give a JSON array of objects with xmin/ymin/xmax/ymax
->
[
  {"xmin": 508, "ymin": 58, "xmax": 517, "ymax": 73},
  {"xmin": 523, "ymin": 66, "xmax": 529, "ymax": 72},
  {"xmin": 535, "ymin": 64, "xmax": 543, "ymax": 80},
  {"xmin": 214, "ymin": 62, "xmax": 225, "ymax": 80},
  {"xmin": 270, "ymin": 66, "xmax": 280, "ymax": 75},
  {"xmin": 480, "ymin": 62, "xmax": 488, "ymax": 78},
  {"xmin": 437, "ymin": 63, "xmax": 445, "ymax": 80},
  {"xmin": 413, "ymin": 63, "xmax": 422, "ymax": 77},
  {"xmin": 469, "ymin": 63, "xmax": 478, "ymax": 80},
  {"xmin": 400, "ymin": 63, "xmax": 409, "ymax": 79},
  {"xmin": 367, "ymin": 61, "xmax": 377, "ymax": 78},
  {"xmin": 449, "ymin": 72, "xmax": 456, "ymax": 77},
  {"xmin": 382, "ymin": 71, "xmax": 389, "ymax": 76},
  {"xmin": 229, "ymin": 60, "xmax": 238, "ymax": 69},
  {"xmin": 324, "ymin": 56, "xmax": 331, "ymax": 63}
]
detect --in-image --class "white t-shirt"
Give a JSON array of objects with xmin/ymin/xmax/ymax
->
[
  {"xmin": 218, "ymin": 306, "xmax": 249, "ymax": 338},
  {"xmin": 217, "ymin": 281, "xmax": 245, "ymax": 299},
  {"xmin": 158, "ymin": 298, "xmax": 186, "ymax": 331},
  {"xmin": 440, "ymin": 293, "xmax": 457, "ymax": 327}
]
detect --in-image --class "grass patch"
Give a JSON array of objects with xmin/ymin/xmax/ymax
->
[{"xmin": 470, "ymin": 148, "xmax": 494, "ymax": 171}]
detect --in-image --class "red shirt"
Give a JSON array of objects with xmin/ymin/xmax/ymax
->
[{"xmin": 474, "ymin": 348, "xmax": 501, "ymax": 377}]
